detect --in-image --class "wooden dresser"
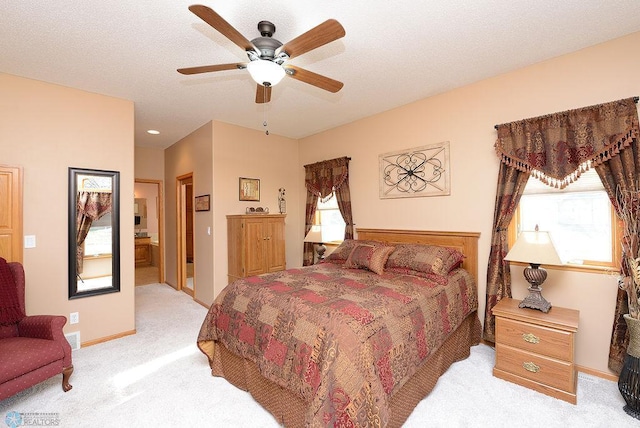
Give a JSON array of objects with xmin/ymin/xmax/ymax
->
[
  {"xmin": 227, "ymin": 214, "xmax": 286, "ymax": 284},
  {"xmin": 493, "ymin": 298, "xmax": 579, "ymax": 404}
]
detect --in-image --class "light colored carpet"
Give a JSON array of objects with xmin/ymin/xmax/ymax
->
[{"xmin": 0, "ymin": 283, "xmax": 633, "ymax": 427}]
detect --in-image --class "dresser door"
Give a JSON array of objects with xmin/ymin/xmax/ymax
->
[
  {"xmin": 244, "ymin": 218, "xmax": 267, "ymax": 277},
  {"xmin": 265, "ymin": 217, "xmax": 286, "ymax": 272}
]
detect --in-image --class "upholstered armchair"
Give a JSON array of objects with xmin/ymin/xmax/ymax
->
[{"xmin": 0, "ymin": 259, "xmax": 73, "ymax": 400}]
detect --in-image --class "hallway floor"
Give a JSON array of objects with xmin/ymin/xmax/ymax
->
[{"xmin": 135, "ymin": 265, "xmax": 160, "ymax": 286}]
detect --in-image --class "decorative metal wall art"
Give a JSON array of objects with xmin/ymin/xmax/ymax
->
[{"xmin": 379, "ymin": 142, "xmax": 450, "ymax": 199}]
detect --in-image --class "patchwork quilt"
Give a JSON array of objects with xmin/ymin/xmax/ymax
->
[{"xmin": 197, "ymin": 262, "xmax": 478, "ymax": 427}]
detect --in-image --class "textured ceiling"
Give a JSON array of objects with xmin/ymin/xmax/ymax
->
[{"xmin": 2, "ymin": 1, "xmax": 640, "ymax": 149}]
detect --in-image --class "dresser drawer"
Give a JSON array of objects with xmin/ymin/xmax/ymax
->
[
  {"xmin": 496, "ymin": 317, "xmax": 573, "ymax": 361},
  {"xmin": 495, "ymin": 343, "xmax": 575, "ymax": 393}
]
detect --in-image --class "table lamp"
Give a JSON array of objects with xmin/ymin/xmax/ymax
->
[
  {"xmin": 504, "ymin": 226, "xmax": 562, "ymax": 312},
  {"xmin": 304, "ymin": 225, "xmax": 327, "ymax": 262}
]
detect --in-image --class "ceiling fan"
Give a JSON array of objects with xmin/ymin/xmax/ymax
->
[{"xmin": 178, "ymin": 5, "xmax": 346, "ymax": 104}]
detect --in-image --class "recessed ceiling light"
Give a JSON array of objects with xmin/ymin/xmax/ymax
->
[{"xmin": 147, "ymin": 129, "xmax": 160, "ymax": 135}]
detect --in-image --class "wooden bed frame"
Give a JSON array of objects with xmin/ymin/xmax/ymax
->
[
  {"xmin": 356, "ymin": 228, "xmax": 480, "ymax": 284},
  {"xmin": 208, "ymin": 229, "xmax": 481, "ymax": 427}
]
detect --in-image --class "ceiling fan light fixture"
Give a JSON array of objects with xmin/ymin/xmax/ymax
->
[{"xmin": 247, "ymin": 59, "xmax": 286, "ymax": 86}]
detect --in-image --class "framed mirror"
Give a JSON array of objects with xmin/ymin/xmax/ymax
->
[{"xmin": 68, "ymin": 167, "xmax": 120, "ymax": 299}]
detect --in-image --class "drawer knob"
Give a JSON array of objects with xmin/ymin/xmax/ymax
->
[
  {"xmin": 522, "ymin": 333, "xmax": 540, "ymax": 344},
  {"xmin": 523, "ymin": 362, "xmax": 540, "ymax": 373}
]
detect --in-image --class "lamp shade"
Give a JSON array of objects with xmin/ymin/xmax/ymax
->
[
  {"xmin": 247, "ymin": 59, "xmax": 286, "ymax": 86},
  {"xmin": 504, "ymin": 230, "xmax": 562, "ymax": 266},
  {"xmin": 304, "ymin": 225, "xmax": 326, "ymax": 243}
]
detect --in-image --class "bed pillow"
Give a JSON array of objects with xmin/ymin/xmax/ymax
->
[
  {"xmin": 384, "ymin": 243, "xmax": 465, "ymax": 277},
  {"xmin": 343, "ymin": 244, "xmax": 396, "ymax": 275},
  {"xmin": 322, "ymin": 239, "xmax": 385, "ymax": 265}
]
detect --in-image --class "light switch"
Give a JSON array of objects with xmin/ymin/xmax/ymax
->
[
  {"xmin": 24, "ymin": 235, "xmax": 36, "ymax": 248},
  {"xmin": 207, "ymin": 226, "xmax": 211, "ymax": 236}
]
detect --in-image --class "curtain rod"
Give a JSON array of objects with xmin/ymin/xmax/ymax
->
[
  {"xmin": 303, "ymin": 156, "xmax": 352, "ymax": 168},
  {"xmin": 493, "ymin": 96, "xmax": 639, "ymax": 130}
]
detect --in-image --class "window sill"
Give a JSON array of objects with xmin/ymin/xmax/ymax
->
[{"xmin": 508, "ymin": 260, "xmax": 618, "ymax": 275}]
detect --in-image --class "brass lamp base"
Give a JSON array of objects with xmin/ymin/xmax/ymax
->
[
  {"xmin": 316, "ymin": 243, "xmax": 326, "ymax": 261},
  {"xmin": 518, "ymin": 264, "xmax": 552, "ymax": 313}
]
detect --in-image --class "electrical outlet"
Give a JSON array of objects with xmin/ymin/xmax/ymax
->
[{"xmin": 70, "ymin": 312, "xmax": 79, "ymax": 324}]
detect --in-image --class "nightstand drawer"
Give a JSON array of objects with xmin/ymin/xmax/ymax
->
[
  {"xmin": 495, "ymin": 343, "xmax": 575, "ymax": 393},
  {"xmin": 496, "ymin": 317, "xmax": 573, "ymax": 361}
]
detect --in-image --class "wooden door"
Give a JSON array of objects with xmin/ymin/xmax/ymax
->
[
  {"xmin": 0, "ymin": 165, "xmax": 23, "ymax": 262},
  {"xmin": 244, "ymin": 217, "xmax": 266, "ymax": 277},
  {"xmin": 265, "ymin": 217, "xmax": 285, "ymax": 272}
]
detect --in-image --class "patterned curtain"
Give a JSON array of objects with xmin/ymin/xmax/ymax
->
[
  {"xmin": 483, "ymin": 163, "xmax": 529, "ymax": 342},
  {"xmin": 76, "ymin": 191, "xmax": 112, "ymax": 273},
  {"xmin": 495, "ymin": 97, "xmax": 639, "ymax": 188},
  {"xmin": 485, "ymin": 97, "xmax": 639, "ymax": 343},
  {"xmin": 303, "ymin": 192, "xmax": 319, "ymax": 266},
  {"xmin": 303, "ymin": 157, "xmax": 352, "ymax": 265},
  {"xmin": 595, "ymin": 138, "xmax": 640, "ymax": 373},
  {"xmin": 335, "ymin": 181, "xmax": 354, "ymax": 240}
]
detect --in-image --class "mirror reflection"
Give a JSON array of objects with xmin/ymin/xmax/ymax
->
[
  {"xmin": 69, "ymin": 167, "xmax": 120, "ymax": 299},
  {"xmin": 134, "ymin": 198, "xmax": 147, "ymax": 231}
]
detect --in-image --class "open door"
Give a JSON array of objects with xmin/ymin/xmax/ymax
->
[
  {"xmin": 134, "ymin": 179, "xmax": 164, "ymax": 286},
  {"xmin": 177, "ymin": 174, "xmax": 194, "ymax": 296}
]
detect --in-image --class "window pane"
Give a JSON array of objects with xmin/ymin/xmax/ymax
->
[
  {"xmin": 519, "ymin": 190, "xmax": 612, "ymax": 264},
  {"xmin": 84, "ymin": 213, "xmax": 113, "ymax": 256},
  {"xmin": 316, "ymin": 195, "xmax": 345, "ymax": 242}
]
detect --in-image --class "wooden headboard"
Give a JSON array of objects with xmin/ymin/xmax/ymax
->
[{"xmin": 356, "ymin": 228, "xmax": 481, "ymax": 285}]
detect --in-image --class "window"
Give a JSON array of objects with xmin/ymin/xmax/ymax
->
[
  {"xmin": 510, "ymin": 168, "xmax": 620, "ymax": 271},
  {"xmin": 84, "ymin": 213, "xmax": 113, "ymax": 257},
  {"xmin": 315, "ymin": 195, "xmax": 345, "ymax": 243}
]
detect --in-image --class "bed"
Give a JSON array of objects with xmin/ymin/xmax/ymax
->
[{"xmin": 197, "ymin": 228, "xmax": 481, "ymax": 427}]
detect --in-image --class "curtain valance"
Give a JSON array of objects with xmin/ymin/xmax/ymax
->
[
  {"xmin": 304, "ymin": 156, "xmax": 350, "ymax": 201},
  {"xmin": 495, "ymin": 97, "xmax": 639, "ymax": 188}
]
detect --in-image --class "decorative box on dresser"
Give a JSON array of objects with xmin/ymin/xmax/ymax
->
[
  {"xmin": 227, "ymin": 214, "xmax": 286, "ymax": 284},
  {"xmin": 493, "ymin": 298, "xmax": 580, "ymax": 404}
]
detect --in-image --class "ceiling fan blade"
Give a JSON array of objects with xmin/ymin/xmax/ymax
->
[
  {"xmin": 279, "ymin": 19, "xmax": 345, "ymax": 59},
  {"xmin": 177, "ymin": 63, "xmax": 244, "ymax": 75},
  {"xmin": 256, "ymin": 84, "xmax": 272, "ymax": 104},
  {"xmin": 188, "ymin": 5, "xmax": 255, "ymax": 52},
  {"xmin": 285, "ymin": 65, "xmax": 343, "ymax": 93}
]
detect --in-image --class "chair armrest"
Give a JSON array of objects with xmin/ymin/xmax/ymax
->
[
  {"xmin": 18, "ymin": 315, "xmax": 67, "ymax": 341},
  {"xmin": 18, "ymin": 315, "xmax": 73, "ymax": 369}
]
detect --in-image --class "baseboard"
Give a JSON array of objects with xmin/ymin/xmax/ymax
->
[
  {"xmin": 194, "ymin": 297, "xmax": 210, "ymax": 309},
  {"xmin": 81, "ymin": 329, "xmax": 136, "ymax": 348},
  {"xmin": 576, "ymin": 364, "xmax": 618, "ymax": 382}
]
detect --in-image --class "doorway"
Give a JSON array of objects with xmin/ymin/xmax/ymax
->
[
  {"xmin": 134, "ymin": 179, "xmax": 164, "ymax": 286},
  {"xmin": 177, "ymin": 173, "xmax": 194, "ymax": 296}
]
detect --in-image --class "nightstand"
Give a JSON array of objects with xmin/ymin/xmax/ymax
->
[{"xmin": 492, "ymin": 298, "xmax": 579, "ymax": 404}]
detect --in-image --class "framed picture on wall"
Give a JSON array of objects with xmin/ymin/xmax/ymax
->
[
  {"xmin": 195, "ymin": 194, "xmax": 210, "ymax": 211},
  {"xmin": 239, "ymin": 177, "xmax": 260, "ymax": 201}
]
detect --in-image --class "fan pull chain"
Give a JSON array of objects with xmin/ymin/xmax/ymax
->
[{"xmin": 263, "ymin": 83, "xmax": 270, "ymax": 135}]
